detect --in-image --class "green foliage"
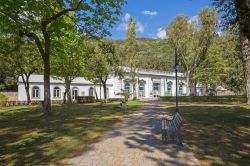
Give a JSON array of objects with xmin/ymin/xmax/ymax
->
[
  {"xmin": 166, "ymin": 8, "xmax": 217, "ymax": 95},
  {"xmin": 126, "ymin": 17, "xmax": 137, "ymax": 99},
  {"xmin": 86, "ymin": 40, "xmax": 121, "ymax": 100},
  {"xmin": 220, "ymin": 33, "xmax": 245, "ymax": 93},
  {"xmin": 160, "ymin": 95, "xmax": 247, "ymax": 103},
  {"xmin": 115, "ymin": 38, "xmax": 174, "ymax": 71},
  {"xmin": 0, "ymin": 93, "xmax": 8, "ymax": 107},
  {"xmin": 120, "ymin": 89, "xmax": 132, "ymax": 103},
  {"xmin": 77, "ymin": 96, "xmax": 95, "ymax": 103},
  {"xmin": 0, "ymin": 0, "xmax": 125, "ymax": 38},
  {"xmin": 192, "ymin": 37, "xmax": 228, "ymax": 87},
  {"xmin": 1, "ymin": 0, "xmax": 126, "ymax": 113},
  {"xmin": 0, "ymin": 41, "xmax": 42, "ymax": 77}
]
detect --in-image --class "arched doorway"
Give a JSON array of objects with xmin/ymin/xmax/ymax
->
[
  {"xmin": 72, "ymin": 87, "xmax": 79, "ymax": 100},
  {"xmin": 138, "ymin": 81, "xmax": 145, "ymax": 97}
]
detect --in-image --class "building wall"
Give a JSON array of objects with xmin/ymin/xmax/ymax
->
[{"xmin": 18, "ymin": 70, "xmax": 192, "ymax": 101}]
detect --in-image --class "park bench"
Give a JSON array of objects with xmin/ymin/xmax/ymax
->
[{"xmin": 162, "ymin": 112, "xmax": 183, "ymax": 146}]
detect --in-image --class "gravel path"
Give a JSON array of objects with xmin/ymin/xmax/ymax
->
[{"xmin": 66, "ymin": 101, "xmax": 200, "ymax": 166}]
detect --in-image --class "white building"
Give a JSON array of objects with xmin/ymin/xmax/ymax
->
[{"xmin": 18, "ymin": 68, "xmax": 205, "ymax": 101}]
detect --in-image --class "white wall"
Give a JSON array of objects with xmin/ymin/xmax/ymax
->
[{"xmin": 18, "ymin": 71, "xmax": 191, "ymax": 101}]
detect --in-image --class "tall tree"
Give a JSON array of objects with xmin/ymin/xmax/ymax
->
[
  {"xmin": 0, "ymin": 0, "xmax": 125, "ymax": 114},
  {"xmin": 126, "ymin": 17, "xmax": 137, "ymax": 99},
  {"xmin": 213, "ymin": 0, "xmax": 250, "ymax": 103},
  {"xmin": 87, "ymin": 41, "xmax": 121, "ymax": 102},
  {"xmin": 220, "ymin": 33, "xmax": 245, "ymax": 94},
  {"xmin": 192, "ymin": 38, "xmax": 228, "ymax": 93},
  {"xmin": 166, "ymin": 8, "xmax": 217, "ymax": 95},
  {"xmin": 51, "ymin": 34, "xmax": 86, "ymax": 104},
  {"xmin": 0, "ymin": 39, "xmax": 42, "ymax": 104}
]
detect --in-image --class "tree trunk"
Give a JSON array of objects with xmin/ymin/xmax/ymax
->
[
  {"xmin": 186, "ymin": 71, "xmax": 191, "ymax": 96},
  {"xmin": 21, "ymin": 75, "xmax": 31, "ymax": 104},
  {"xmin": 132, "ymin": 83, "xmax": 137, "ymax": 100},
  {"xmin": 63, "ymin": 91, "xmax": 67, "ymax": 104},
  {"xmin": 194, "ymin": 81, "xmax": 197, "ymax": 96},
  {"xmin": 241, "ymin": 35, "xmax": 250, "ymax": 104},
  {"xmin": 234, "ymin": 0, "xmax": 250, "ymax": 104},
  {"xmin": 99, "ymin": 83, "xmax": 102, "ymax": 100},
  {"xmin": 94, "ymin": 84, "xmax": 98, "ymax": 101},
  {"xmin": 42, "ymin": 31, "xmax": 51, "ymax": 115},
  {"xmin": 64, "ymin": 79, "xmax": 72, "ymax": 104},
  {"xmin": 102, "ymin": 80, "xmax": 107, "ymax": 103}
]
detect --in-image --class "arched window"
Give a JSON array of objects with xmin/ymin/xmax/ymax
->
[
  {"xmin": 89, "ymin": 87, "xmax": 94, "ymax": 96},
  {"xmin": 153, "ymin": 82, "xmax": 160, "ymax": 96},
  {"xmin": 53, "ymin": 87, "xmax": 60, "ymax": 98},
  {"xmin": 124, "ymin": 82, "xmax": 130, "ymax": 92},
  {"xmin": 72, "ymin": 87, "xmax": 79, "ymax": 100},
  {"xmin": 167, "ymin": 82, "xmax": 172, "ymax": 96},
  {"xmin": 32, "ymin": 86, "xmax": 40, "ymax": 98},
  {"xmin": 179, "ymin": 83, "xmax": 184, "ymax": 96},
  {"xmin": 139, "ymin": 83, "xmax": 145, "ymax": 97}
]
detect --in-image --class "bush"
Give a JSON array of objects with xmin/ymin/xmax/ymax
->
[
  {"xmin": 77, "ymin": 96, "xmax": 95, "ymax": 103},
  {"xmin": 160, "ymin": 95, "xmax": 247, "ymax": 103},
  {"xmin": 108, "ymin": 98, "xmax": 123, "ymax": 103},
  {"xmin": 0, "ymin": 93, "xmax": 8, "ymax": 107}
]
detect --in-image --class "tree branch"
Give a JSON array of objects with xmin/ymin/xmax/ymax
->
[
  {"xmin": 41, "ymin": 0, "xmax": 84, "ymax": 27},
  {"xmin": 19, "ymin": 32, "xmax": 45, "ymax": 57}
]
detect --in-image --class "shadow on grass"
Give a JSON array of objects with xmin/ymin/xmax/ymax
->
[
  {"xmin": 0, "ymin": 101, "xmax": 142, "ymax": 165},
  {"xmin": 166, "ymin": 103, "xmax": 250, "ymax": 165}
]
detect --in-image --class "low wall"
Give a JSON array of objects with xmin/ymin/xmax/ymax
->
[{"xmin": 2, "ymin": 100, "xmax": 64, "ymax": 107}]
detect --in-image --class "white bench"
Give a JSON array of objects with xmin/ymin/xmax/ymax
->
[{"xmin": 162, "ymin": 112, "xmax": 183, "ymax": 146}]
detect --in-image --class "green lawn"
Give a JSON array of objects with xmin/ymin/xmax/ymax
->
[
  {"xmin": 165, "ymin": 102, "xmax": 250, "ymax": 166},
  {"xmin": 0, "ymin": 101, "xmax": 143, "ymax": 165}
]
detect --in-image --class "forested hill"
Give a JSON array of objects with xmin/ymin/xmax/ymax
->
[{"xmin": 114, "ymin": 38, "xmax": 175, "ymax": 72}]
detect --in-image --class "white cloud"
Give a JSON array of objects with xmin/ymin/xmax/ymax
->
[
  {"xmin": 116, "ymin": 13, "xmax": 145, "ymax": 33},
  {"xmin": 188, "ymin": 15, "xmax": 199, "ymax": 24},
  {"xmin": 124, "ymin": 13, "xmax": 131, "ymax": 22},
  {"xmin": 157, "ymin": 27, "xmax": 167, "ymax": 39},
  {"xmin": 142, "ymin": 10, "xmax": 158, "ymax": 16}
]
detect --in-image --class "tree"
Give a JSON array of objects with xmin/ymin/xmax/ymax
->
[
  {"xmin": 166, "ymin": 8, "xmax": 217, "ymax": 95},
  {"xmin": 51, "ymin": 33, "xmax": 86, "ymax": 104},
  {"xmin": 0, "ymin": 0, "xmax": 125, "ymax": 114},
  {"xmin": 87, "ymin": 41, "xmax": 121, "ymax": 102},
  {"xmin": 192, "ymin": 38, "xmax": 228, "ymax": 93},
  {"xmin": 220, "ymin": 33, "xmax": 245, "ymax": 94},
  {"xmin": 115, "ymin": 38, "xmax": 175, "ymax": 71},
  {"xmin": 0, "ymin": 39, "xmax": 42, "ymax": 104},
  {"xmin": 213, "ymin": 0, "xmax": 250, "ymax": 103},
  {"xmin": 126, "ymin": 17, "xmax": 137, "ymax": 100}
]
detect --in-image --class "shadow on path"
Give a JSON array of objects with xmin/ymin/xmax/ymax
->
[{"xmin": 67, "ymin": 100, "xmax": 200, "ymax": 166}]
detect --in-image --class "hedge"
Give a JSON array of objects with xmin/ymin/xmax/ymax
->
[
  {"xmin": 0, "ymin": 93, "xmax": 8, "ymax": 107},
  {"xmin": 77, "ymin": 96, "xmax": 95, "ymax": 103},
  {"xmin": 160, "ymin": 95, "xmax": 247, "ymax": 103}
]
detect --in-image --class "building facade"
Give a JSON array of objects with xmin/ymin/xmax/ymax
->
[{"xmin": 18, "ymin": 68, "xmax": 206, "ymax": 101}]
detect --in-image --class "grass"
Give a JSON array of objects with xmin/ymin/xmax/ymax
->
[
  {"xmin": 165, "ymin": 102, "xmax": 250, "ymax": 166},
  {"xmin": 0, "ymin": 101, "xmax": 143, "ymax": 165}
]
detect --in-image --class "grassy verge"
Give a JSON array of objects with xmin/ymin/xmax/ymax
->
[
  {"xmin": 0, "ymin": 101, "xmax": 143, "ymax": 165},
  {"xmin": 165, "ymin": 102, "xmax": 250, "ymax": 166}
]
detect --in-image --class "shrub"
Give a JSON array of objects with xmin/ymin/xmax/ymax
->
[
  {"xmin": 0, "ymin": 93, "xmax": 8, "ymax": 107},
  {"xmin": 77, "ymin": 96, "xmax": 95, "ymax": 103},
  {"xmin": 160, "ymin": 95, "xmax": 247, "ymax": 103}
]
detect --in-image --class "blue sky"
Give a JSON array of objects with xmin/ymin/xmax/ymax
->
[{"xmin": 109, "ymin": 0, "xmax": 213, "ymax": 39}]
